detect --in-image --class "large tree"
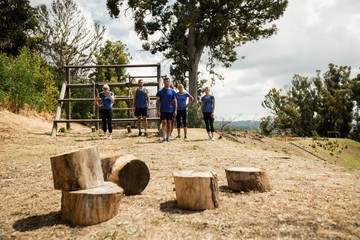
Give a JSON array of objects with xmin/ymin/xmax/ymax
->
[
  {"xmin": 0, "ymin": 0, "xmax": 38, "ymax": 55},
  {"xmin": 106, "ymin": 0, "xmax": 288, "ymax": 99},
  {"xmin": 35, "ymin": 0, "xmax": 106, "ymax": 85}
]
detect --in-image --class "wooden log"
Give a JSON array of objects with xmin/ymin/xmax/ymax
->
[
  {"xmin": 61, "ymin": 181, "xmax": 123, "ymax": 226},
  {"xmin": 225, "ymin": 167, "xmax": 271, "ymax": 192},
  {"xmin": 50, "ymin": 146, "xmax": 104, "ymax": 191},
  {"xmin": 103, "ymin": 154, "xmax": 150, "ymax": 196},
  {"xmin": 173, "ymin": 170, "xmax": 219, "ymax": 211},
  {"xmin": 100, "ymin": 153, "xmax": 121, "ymax": 180}
]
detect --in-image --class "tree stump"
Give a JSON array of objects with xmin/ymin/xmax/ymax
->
[
  {"xmin": 50, "ymin": 146, "xmax": 104, "ymax": 190},
  {"xmin": 173, "ymin": 170, "xmax": 219, "ymax": 210},
  {"xmin": 102, "ymin": 154, "xmax": 150, "ymax": 196},
  {"xmin": 61, "ymin": 181, "xmax": 123, "ymax": 225},
  {"xmin": 225, "ymin": 167, "xmax": 271, "ymax": 192},
  {"xmin": 100, "ymin": 153, "xmax": 121, "ymax": 180}
]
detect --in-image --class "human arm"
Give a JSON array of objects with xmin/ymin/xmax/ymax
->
[
  {"xmin": 173, "ymin": 98, "xmax": 177, "ymax": 117},
  {"xmin": 211, "ymin": 97, "xmax": 215, "ymax": 118},
  {"xmin": 187, "ymin": 94, "xmax": 194, "ymax": 109},
  {"xmin": 95, "ymin": 95, "xmax": 102, "ymax": 107},
  {"xmin": 156, "ymin": 96, "xmax": 160, "ymax": 117},
  {"xmin": 110, "ymin": 92, "xmax": 115, "ymax": 103},
  {"xmin": 146, "ymin": 89, "xmax": 150, "ymax": 110}
]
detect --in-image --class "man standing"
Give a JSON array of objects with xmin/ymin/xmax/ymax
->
[
  {"xmin": 156, "ymin": 77, "xmax": 177, "ymax": 143},
  {"xmin": 133, "ymin": 79, "xmax": 150, "ymax": 136}
]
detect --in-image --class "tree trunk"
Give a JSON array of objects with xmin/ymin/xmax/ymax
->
[
  {"xmin": 61, "ymin": 181, "xmax": 123, "ymax": 225},
  {"xmin": 50, "ymin": 146, "xmax": 104, "ymax": 191},
  {"xmin": 173, "ymin": 170, "xmax": 219, "ymax": 210},
  {"xmin": 225, "ymin": 167, "xmax": 271, "ymax": 192},
  {"xmin": 103, "ymin": 154, "xmax": 150, "ymax": 196}
]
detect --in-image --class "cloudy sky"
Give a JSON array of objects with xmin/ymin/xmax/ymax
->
[{"xmin": 29, "ymin": 0, "xmax": 360, "ymax": 120}]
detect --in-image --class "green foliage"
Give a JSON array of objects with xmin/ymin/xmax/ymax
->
[
  {"xmin": 106, "ymin": 0, "xmax": 288, "ymax": 100},
  {"xmin": 0, "ymin": 48, "xmax": 58, "ymax": 112},
  {"xmin": 259, "ymin": 116, "xmax": 274, "ymax": 136},
  {"xmin": 187, "ymin": 101, "xmax": 204, "ymax": 128},
  {"xmin": 0, "ymin": 0, "xmax": 38, "ymax": 55},
  {"xmin": 261, "ymin": 64, "xmax": 357, "ymax": 139}
]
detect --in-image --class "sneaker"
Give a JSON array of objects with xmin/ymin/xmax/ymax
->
[
  {"xmin": 211, "ymin": 137, "xmax": 215, "ymax": 141},
  {"xmin": 108, "ymin": 136, "xmax": 112, "ymax": 140},
  {"xmin": 208, "ymin": 136, "xmax": 212, "ymax": 140},
  {"xmin": 162, "ymin": 138, "xmax": 168, "ymax": 143},
  {"xmin": 176, "ymin": 135, "xmax": 181, "ymax": 139},
  {"xmin": 184, "ymin": 136, "xmax": 188, "ymax": 141},
  {"xmin": 166, "ymin": 137, "xmax": 171, "ymax": 143},
  {"xmin": 103, "ymin": 134, "xmax": 107, "ymax": 139},
  {"xmin": 138, "ymin": 132, "xmax": 142, "ymax": 136},
  {"xmin": 144, "ymin": 132, "xmax": 148, "ymax": 137}
]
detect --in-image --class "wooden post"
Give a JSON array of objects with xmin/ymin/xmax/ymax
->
[
  {"xmin": 173, "ymin": 170, "xmax": 219, "ymax": 211},
  {"xmin": 61, "ymin": 181, "xmax": 123, "ymax": 225},
  {"xmin": 225, "ymin": 167, "xmax": 271, "ymax": 192},
  {"xmin": 101, "ymin": 154, "xmax": 150, "ymax": 196},
  {"xmin": 50, "ymin": 146, "xmax": 104, "ymax": 190}
]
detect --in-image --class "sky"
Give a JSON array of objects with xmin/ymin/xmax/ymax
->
[{"xmin": 29, "ymin": 0, "xmax": 360, "ymax": 121}]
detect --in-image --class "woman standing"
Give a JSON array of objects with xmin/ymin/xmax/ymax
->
[
  {"xmin": 95, "ymin": 84, "xmax": 115, "ymax": 139},
  {"xmin": 201, "ymin": 86, "xmax": 215, "ymax": 141}
]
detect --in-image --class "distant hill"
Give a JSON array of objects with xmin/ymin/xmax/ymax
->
[{"xmin": 215, "ymin": 120, "xmax": 261, "ymax": 131}]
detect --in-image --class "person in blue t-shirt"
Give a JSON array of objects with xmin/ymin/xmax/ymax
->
[
  {"xmin": 201, "ymin": 86, "xmax": 216, "ymax": 141},
  {"xmin": 95, "ymin": 84, "xmax": 115, "ymax": 139},
  {"xmin": 175, "ymin": 84, "xmax": 194, "ymax": 140},
  {"xmin": 132, "ymin": 79, "xmax": 150, "ymax": 136},
  {"xmin": 156, "ymin": 77, "xmax": 177, "ymax": 143}
]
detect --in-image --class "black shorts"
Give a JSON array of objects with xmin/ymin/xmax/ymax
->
[
  {"xmin": 135, "ymin": 108, "xmax": 147, "ymax": 117},
  {"xmin": 160, "ymin": 112, "xmax": 173, "ymax": 121}
]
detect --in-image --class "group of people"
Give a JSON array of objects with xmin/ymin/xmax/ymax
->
[{"xmin": 95, "ymin": 77, "xmax": 216, "ymax": 142}]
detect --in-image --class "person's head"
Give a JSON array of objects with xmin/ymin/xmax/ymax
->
[
  {"xmin": 103, "ymin": 84, "xmax": 110, "ymax": 92},
  {"xmin": 204, "ymin": 86, "xmax": 211, "ymax": 95},
  {"xmin": 177, "ymin": 84, "xmax": 184, "ymax": 93},
  {"xmin": 138, "ymin": 79, "xmax": 144, "ymax": 87},
  {"xmin": 163, "ymin": 77, "xmax": 170, "ymax": 88}
]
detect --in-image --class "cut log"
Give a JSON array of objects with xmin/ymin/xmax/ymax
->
[
  {"xmin": 173, "ymin": 170, "xmax": 219, "ymax": 211},
  {"xmin": 50, "ymin": 146, "xmax": 104, "ymax": 191},
  {"xmin": 225, "ymin": 167, "xmax": 271, "ymax": 192},
  {"xmin": 103, "ymin": 154, "xmax": 150, "ymax": 196},
  {"xmin": 61, "ymin": 181, "xmax": 123, "ymax": 226},
  {"xmin": 100, "ymin": 153, "xmax": 121, "ymax": 180}
]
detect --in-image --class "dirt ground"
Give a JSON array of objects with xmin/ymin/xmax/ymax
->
[{"xmin": 0, "ymin": 109, "xmax": 359, "ymax": 240}]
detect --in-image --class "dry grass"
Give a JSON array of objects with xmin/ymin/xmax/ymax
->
[{"xmin": 0, "ymin": 110, "xmax": 359, "ymax": 240}]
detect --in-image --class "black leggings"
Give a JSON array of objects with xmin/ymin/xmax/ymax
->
[
  {"xmin": 176, "ymin": 110, "xmax": 187, "ymax": 128},
  {"xmin": 203, "ymin": 112, "xmax": 214, "ymax": 133},
  {"xmin": 100, "ymin": 109, "xmax": 113, "ymax": 133}
]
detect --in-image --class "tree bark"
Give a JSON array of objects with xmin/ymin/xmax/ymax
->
[
  {"xmin": 61, "ymin": 181, "xmax": 123, "ymax": 225},
  {"xmin": 173, "ymin": 170, "xmax": 219, "ymax": 210},
  {"xmin": 225, "ymin": 167, "xmax": 271, "ymax": 192},
  {"xmin": 50, "ymin": 146, "xmax": 104, "ymax": 191},
  {"xmin": 103, "ymin": 154, "xmax": 150, "ymax": 196}
]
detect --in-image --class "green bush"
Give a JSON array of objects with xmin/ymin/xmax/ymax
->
[{"xmin": 0, "ymin": 48, "xmax": 58, "ymax": 112}]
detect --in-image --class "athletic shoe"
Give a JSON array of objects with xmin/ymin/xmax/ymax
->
[
  {"xmin": 144, "ymin": 132, "xmax": 148, "ymax": 136},
  {"xmin": 208, "ymin": 136, "xmax": 212, "ymax": 140},
  {"xmin": 184, "ymin": 136, "xmax": 188, "ymax": 140},
  {"xmin": 162, "ymin": 138, "xmax": 168, "ymax": 143},
  {"xmin": 211, "ymin": 137, "xmax": 215, "ymax": 141},
  {"xmin": 103, "ymin": 135, "xmax": 107, "ymax": 139},
  {"xmin": 166, "ymin": 137, "xmax": 171, "ymax": 143},
  {"xmin": 138, "ymin": 132, "xmax": 142, "ymax": 136},
  {"xmin": 176, "ymin": 135, "xmax": 181, "ymax": 139},
  {"xmin": 108, "ymin": 136, "xmax": 112, "ymax": 140}
]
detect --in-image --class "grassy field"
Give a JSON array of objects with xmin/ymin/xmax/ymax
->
[{"xmin": 289, "ymin": 137, "xmax": 360, "ymax": 170}]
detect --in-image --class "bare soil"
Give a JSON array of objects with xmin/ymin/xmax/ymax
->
[{"xmin": 0, "ymin": 109, "xmax": 359, "ymax": 240}]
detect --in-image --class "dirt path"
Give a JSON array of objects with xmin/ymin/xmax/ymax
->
[{"xmin": 0, "ymin": 110, "xmax": 359, "ymax": 239}]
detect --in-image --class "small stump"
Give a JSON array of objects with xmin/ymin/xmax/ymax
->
[
  {"xmin": 225, "ymin": 167, "xmax": 271, "ymax": 192},
  {"xmin": 61, "ymin": 181, "xmax": 123, "ymax": 226},
  {"xmin": 173, "ymin": 170, "xmax": 219, "ymax": 211},
  {"xmin": 102, "ymin": 154, "xmax": 150, "ymax": 195}
]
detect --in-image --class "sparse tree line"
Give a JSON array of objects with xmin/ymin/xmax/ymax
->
[{"xmin": 260, "ymin": 64, "xmax": 360, "ymax": 142}]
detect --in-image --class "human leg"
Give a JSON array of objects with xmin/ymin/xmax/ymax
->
[
  {"xmin": 107, "ymin": 110, "xmax": 113, "ymax": 138},
  {"xmin": 100, "ymin": 109, "xmax": 107, "ymax": 138},
  {"xmin": 176, "ymin": 112, "xmax": 181, "ymax": 138}
]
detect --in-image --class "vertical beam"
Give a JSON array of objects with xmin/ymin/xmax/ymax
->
[
  {"xmin": 65, "ymin": 67, "xmax": 71, "ymax": 130},
  {"xmin": 51, "ymin": 83, "xmax": 67, "ymax": 137}
]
